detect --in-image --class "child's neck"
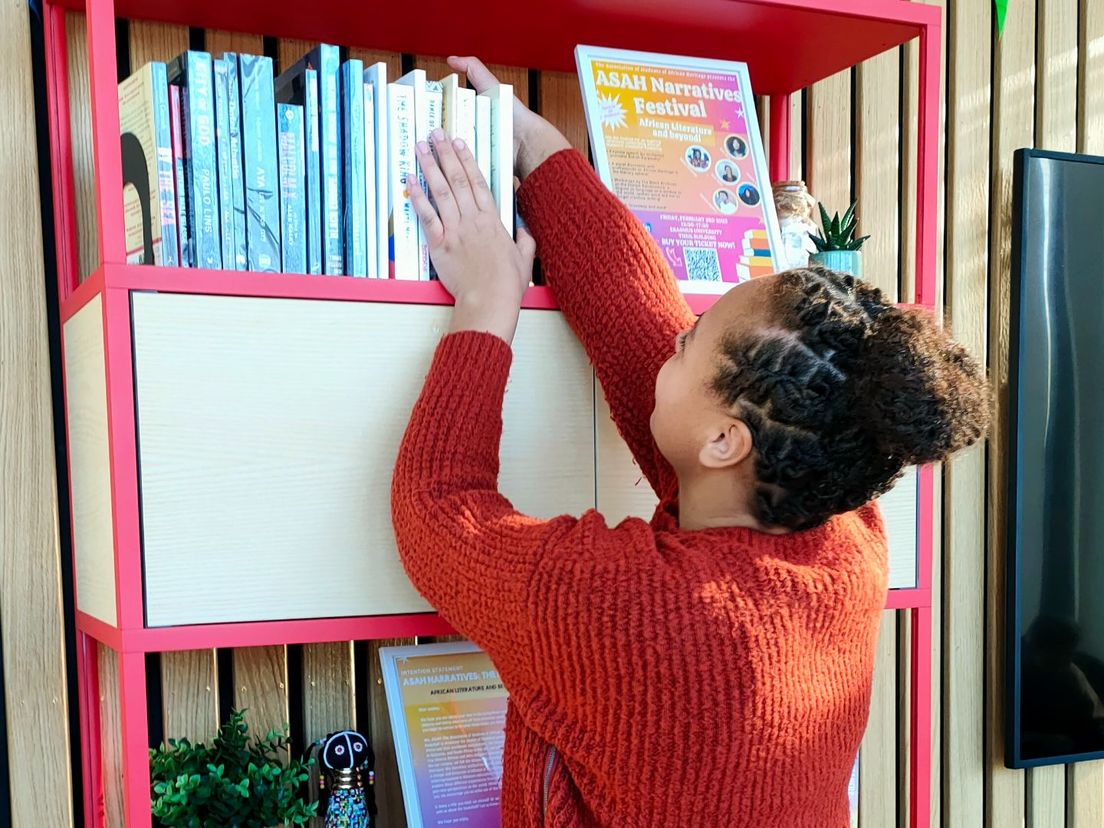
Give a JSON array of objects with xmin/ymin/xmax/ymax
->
[{"xmin": 676, "ymin": 471, "xmax": 790, "ymax": 535}]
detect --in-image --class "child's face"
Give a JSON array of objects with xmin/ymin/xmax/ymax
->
[{"xmin": 651, "ymin": 276, "xmax": 778, "ymax": 477}]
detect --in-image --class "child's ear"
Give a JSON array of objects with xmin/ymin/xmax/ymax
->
[{"xmin": 699, "ymin": 419, "xmax": 753, "ymax": 470}]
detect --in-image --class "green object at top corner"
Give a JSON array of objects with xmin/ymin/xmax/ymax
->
[{"xmin": 995, "ymin": 0, "xmax": 1008, "ymax": 36}]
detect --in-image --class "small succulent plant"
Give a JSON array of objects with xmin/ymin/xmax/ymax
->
[{"xmin": 809, "ymin": 201, "xmax": 870, "ymax": 252}]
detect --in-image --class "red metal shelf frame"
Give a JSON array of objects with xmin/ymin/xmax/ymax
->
[{"xmin": 42, "ymin": 0, "xmax": 942, "ymax": 825}]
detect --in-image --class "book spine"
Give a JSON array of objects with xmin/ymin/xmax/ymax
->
[
  {"xmin": 182, "ymin": 52, "xmax": 221, "ymax": 268},
  {"xmin": 457, "ymin": 87, "xmax": 477, "ymax": 161},
  {"xmin": 304, "ymin": 69, "xmax": 323, "ymax": 275},
  {"xmin": 342, "ymin": 59, "xmax": 367, "ymax": 277},
  {"xmin": 240, "ymin": 54, "xmax": 281, "ymax": 272},
  {"xmin": 440, "ymin": 73, "xmax": 459, "ymax": 137},
  {"xmin": 475, "ymin": 94, "xmax": 492, "ymax": 193},
  {"xmin": 169, "ymin": 83, "xmax": 191, "ymax": 266},
  {"xmin": 213, "ymin": 59, "xmax": 235, "ymax": 269},
  {"xmin": 365, "ymin": 63, "xmax": 389, "ymax": 280},
  {"xmin": 317, "ymin": 45, "xmax": 343, "ymax": 274},
  {"xmin": 224, "ymin": 54, "xmax": 247, "ymax": 270},
  {"xmin": 362, "ymin": 82, "xmax": 378, "ymax": 278},
  {"xmin": 423, "ymin": 81, "xmax": 443, "ymax": 280},
  {"xmin": 386, "ymin": 82, "xmax": 419, "ymax": 280},
  {"xmin": 488, "ymin": 84, "xmax": 514, "ymax": 234},
  {"xmin": 150, "ymin": 63, "xmax": 179, "ymax": 267},
  {"xmin": 277, "ymin": 103, "xmax": 306, "ymax": 274}
]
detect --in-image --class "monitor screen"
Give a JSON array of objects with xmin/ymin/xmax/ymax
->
[{"xmin": 1006, "ymin": 149, "xmax": 1104, "ymax": 767}]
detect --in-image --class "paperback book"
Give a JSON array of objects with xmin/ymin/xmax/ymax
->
[
  {"xmin": 576, "ymin": 46, "xmax": 783, "ymax": 293},
  {"xmin": 278, "ymin": 103, "xmax": 306, "ymax": 274},
  {"xmin": 238, "ymin": 53, "xmax": 281, "ymax": 272}
]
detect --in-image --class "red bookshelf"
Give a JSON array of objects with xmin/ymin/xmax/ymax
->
[{"xmin": 42, "ymin": 0, "xmax": 942, "ymax": 825}]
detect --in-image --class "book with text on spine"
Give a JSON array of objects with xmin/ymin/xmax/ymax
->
[
  {"xmin": 424, "ymin": 80, "xmax": 443, "ymax": 279},
  {"xmin": 386, "ymin": 81, "xmax": 419, "ymax": 280},
  {"xmin": 167, "ymin": 50, "xmax": 221, "ymax": 268},
  {"xmin": 342, "ymin": 58, "xmax": 368, "ymax": 277},
  {"xmin": 168, "ymin": 84, "xmax": 190, "ymax": 266},
  {"xmin": 575, "ymin": 45, "xmax": 783, "ymax": 294},
  {"xmin": 277, "ymin": 103, "xmax": 306, "ymax": 274},
  {"xmin": 213, "ymin": 58, "xmax": 236, "ymax": 269},
  {"xmin": 276, "ymin": 63, "xmax": 323, "ymax": 275},
  {"xmin": 223, "ymin": 53, "xmax": 247, "ymax": 270},
  {"xmin": 479, "ymin": 83, "xmax": 514, "ymax": 235},
  {"xmin": 118, "ymin": 61, "xmax": 178, "ymax": 266},
  {"xmin": 239, "ymin": 53, "xmax": 281, "ymax": 272},
  {"xmin": 364, "ymin": 62, "xmax": 389, "ymax": 279},
  {"xmin": 362, "ymin": 82, "xmax": 379, "ymax": 278},
  {"xmin": 395, "ymin": 69, "xmax": 429, "ymax": 280}
]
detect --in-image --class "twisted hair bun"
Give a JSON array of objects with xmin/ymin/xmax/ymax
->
[{"xmin": 711, "ymin": 267, "xmax": 990, "ymax": 530}]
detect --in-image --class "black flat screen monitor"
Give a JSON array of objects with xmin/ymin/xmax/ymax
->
[{"xmin": 1006, "ymin": 149, "xmax": 1104, "ymax": 768}]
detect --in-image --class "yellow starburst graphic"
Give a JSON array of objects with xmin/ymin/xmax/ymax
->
[{"xmin": 598, "ymin": 92, "xmax": 628, "ymax": 129}]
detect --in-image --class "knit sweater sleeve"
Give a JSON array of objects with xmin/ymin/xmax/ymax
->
[
  {"xmin": 391, "ymin": 331, "xmax": 570, "ymax": 685},
  {"xmin": 517, "ymin": 149, "xmax": 696, "ymax": 497}
]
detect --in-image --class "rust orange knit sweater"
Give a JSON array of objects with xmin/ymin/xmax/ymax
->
[{"xmin": 392, "ymin": 149, "xmax": 888, "ymax": 827}]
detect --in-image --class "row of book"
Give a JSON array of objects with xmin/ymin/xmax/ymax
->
[{"xmin": 118, "ymin": 45, "xmax": 514, "ymax": 278}]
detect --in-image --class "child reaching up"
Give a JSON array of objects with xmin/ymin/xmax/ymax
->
[{"xmin": 391, "ymin": 57, "xmax": 988, "ymax": 828}]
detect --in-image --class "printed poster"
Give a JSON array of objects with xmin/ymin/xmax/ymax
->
[
  {"xmin": 380, "ymin": 641, "xmax": 508, "ymax": 827},
  {"xmin": 577, "ymin": 46, "xmax": 783, "ymax": 293}
]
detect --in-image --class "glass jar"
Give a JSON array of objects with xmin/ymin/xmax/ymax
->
[{"xmin": 772, "ymin": 180, "xmax": 818, "ymax": 270}]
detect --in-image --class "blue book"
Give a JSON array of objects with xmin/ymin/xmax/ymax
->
[
  {"xmin": 282, "ymin": 45, "xmax": 341, "ymax": 274},
  {"xmin": 277, "ymin": 103, "xmax": 306, "ymax": 274},
  {"xmin": 213, "ymin": 59, "xmax": 235, "ymax": 269},
  {"xmin": 167, "ymin": 50, "xmax": 221, "ymax": 269},
  {"xmin": 275, "ymin": 64, "xmax": 322, "ymax": 275},
  {"xmin": 341, "ymin": 58, "xmax": 367, "ymax": 277},
  {"xmin": 238, "ymin": 53, "xmax": 281, "ymax": 272},
  {"xmin": 223, "ymin": 53, "xmax": 247, "ymax": 270}
]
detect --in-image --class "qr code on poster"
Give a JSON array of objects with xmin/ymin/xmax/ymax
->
[{"xmin": 684, "ymin": 246, "xmax": 721, "ymax": 281}]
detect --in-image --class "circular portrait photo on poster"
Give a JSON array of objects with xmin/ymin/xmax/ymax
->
[
  {"xmin": 738, "ymin": 183, "xmax": 761, "ymax": 206},
  {"xmin": 684, "ymin": 144, "xmax": 712, "ymax": 172},
  {"xmin": 713, "ymin": 189, "xmax": 738, "ymax": 215},
  {"xmin": 715, "ymin": 160, "xmax": 740, "ymax": 185},
  {"xmin": 724, "ymin": 134, "xmax": 749, "ymax": 159}
]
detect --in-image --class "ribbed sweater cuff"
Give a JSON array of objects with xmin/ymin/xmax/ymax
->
[{"xmin": 516, "ymin": 148, "xmax": 599, "ymax": 234}]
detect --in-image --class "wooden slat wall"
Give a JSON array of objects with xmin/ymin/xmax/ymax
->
[{"xmin": 7, "ymin": 4, "xmax": 1104, "ymax": 826}]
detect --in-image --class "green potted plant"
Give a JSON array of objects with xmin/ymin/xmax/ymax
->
[
  {"xmin": 808, "ymin": 201, "xmax": 870, "ymax": 277},
  {"xmin": 149, "ymin": 709, "xmax": 317, "ymax": 828}
]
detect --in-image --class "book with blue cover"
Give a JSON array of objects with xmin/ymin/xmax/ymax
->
[
  {"xmin": 364, "ymin": 62, "xmax": 389, "ymax": 279},
  {"xmin": 223, "ymin": 53, "xmax": 247, "ymax": 270},
  {"xmin": 167, "ymin": 50, "xmax": 221, "ymax": 268},
  {"xmin": 341, "ymin": 58, "xmax": 367, "ymax": 277},
  {"xmin": 168, "ymin": 84, "xmax": 190, "ymax": 266},
  {"xmin": 238, "ymin": 53, "xmax": 281, "ymax": 272},
  {"xmin": 275, "ymin": 62, "xmax": 323, "ymax": 275},
  {"xmin": 278, "ymin": 103, "xmax": 306, "ymax": 274},
  {"xmin": 213, "ymin": 58, "xmax": 235, "ymax": 269},
  {"xmin": 282, "ymin": 44, "xmax": 342, "ymax": 274},
  {"xmin": 117, "ymin": 60, "xmax": 178, "ymax": 266}
]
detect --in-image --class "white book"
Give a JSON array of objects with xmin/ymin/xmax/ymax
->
[
  {"xmin": 425, "ymin": 81, "xmax": 444, "ymax": 280},
  {"xmin": 457, "ymin": 87, "xmax": 477, "ymax": 161},
  {"xmin": 364, "ymin": 62, "xmax": 389, "ymax": 280},
  {"xmin": 475, "ymin": 94, "xmax": 492, "ymax": 190},
  {"xmin": 440, "ymin": 73, "xmax": 461, "ymax": 138},
  {"xmin": 387, "ymin": 82, "xmax": 419, "ymax": 279},
  {"xmin": 396, "ymin": 70, "xmax": 430, "ymax": 280},
  {"xmin": 480, "ymin": 83, "xmax": 514, "ymax": 233},
  {"xmin": 362, "ymin": 83, "xmax": 379, "ymax": 278}
]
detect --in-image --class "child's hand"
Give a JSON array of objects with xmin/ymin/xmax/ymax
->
[
  {"xmin": 408, "ymin": 129, "xmax": 535, "ymax": 344},
  {"xmin": 447, "ymin": 55, "xmax": 571, "ymax": 180}
]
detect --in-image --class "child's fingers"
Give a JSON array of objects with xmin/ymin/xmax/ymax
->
[
  {"xmin": 407, "ymin": 174, "xmax": 444, "ymax": 247},
  {"xmin": 452, "ymin": 137, "xmax": 494, "ymax": 211},
  {"xmin": 416, "ymin": 140, "xmax": 460, "ymax": 229},
  {"xmin": 447, "ymin": 56, "xmax": 498, "ymax": 93},
  {"xmin": 432, "ymin": 130, "xmax": 477, "ymax": 216}
]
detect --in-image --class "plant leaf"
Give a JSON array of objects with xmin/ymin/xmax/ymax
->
[
  {"xmin": 818, "ymin": 202, "xmax": 831, "ymax": 235},
  {"xmin": 841, "ymin": 201, "xmax": 856, "ymax": 233}
]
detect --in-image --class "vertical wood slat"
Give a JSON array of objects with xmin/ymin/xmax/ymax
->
[
  {"xmin": 368, "ymin": 639, "xmax": 409, "ymax": 827},
  {"xmin": 1024, "ymin": 0, "xmax": 1078, "ymax": 820},
  {"xmin": 1079, "ymin": 0, "xmax": 1104, "ymax": 154},
  {"xmin": 160, "ymin": 650, "xmax": 219, "ymax": 743},
  {"xmin": 204, "ymin": 30, "xmax": 262, "ymax": 58},
  {"xmin": 65, "ymin": 13, "xmax": 98, "ymax": 280},
  {"xmin": 98, "ymin": 645, "xmax": 124, "ymax": 828},
  {"xmin": 985, "ymin": 0, "xmax": 1033, "ymax": 825},
  {"xmin": 942, "ymin": 1, "xmax": 993, "ymax": 826},
  {"xmin": 233, "ymin": 645, "xmax": 290, "ymax": 739},
  {"xmin": 806, "ymin": 69, "xmax": 851, "ymax": 212},
  {"xmin": 127, "ymin": 22, "xmax": 188, "ymax": 74},
  {"xmin": 539, "ymin": 72, "xmax": 588, "ymax": 153},
  {"xmin": 1068, "ymin": 4, "xmax": 1104, "ymax": 825},
  {"xmin": 1, "ymin": 3, "xmax": 74, "ymax": 824}
]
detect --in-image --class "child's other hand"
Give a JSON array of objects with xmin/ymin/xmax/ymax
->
[
  {"xmin": 447, "ymin": 55, "xmax": 571, "ymax": 180},
  {"xmin": 408, "ymin": 129, "xmax": 535, "ymax": 344}
]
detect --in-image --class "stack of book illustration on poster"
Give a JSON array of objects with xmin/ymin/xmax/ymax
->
[
  {"xmin": 117, "ymin": 45, "xmax": 514, "ymax": 279},
  {"xmin": 576, "ymin": 46, "xmax": 784, "ymax": 293}
]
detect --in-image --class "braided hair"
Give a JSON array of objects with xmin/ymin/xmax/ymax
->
[{"xmin": 711, "ymin": 267, "xmax": 989, "ymax": 530}]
